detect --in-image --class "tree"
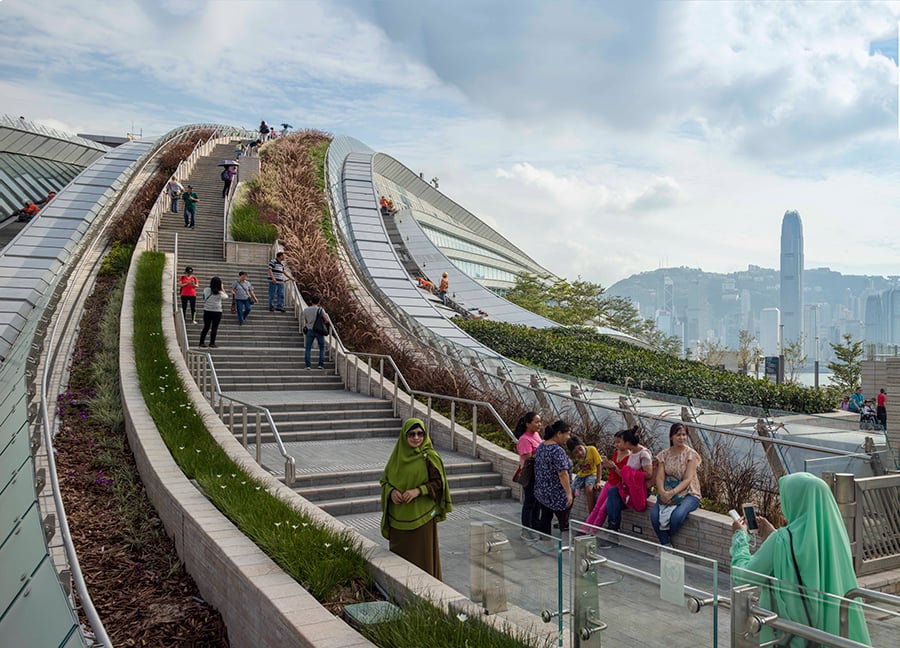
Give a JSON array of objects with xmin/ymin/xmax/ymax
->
[
  {"xmin": 505, "ymin": 272, "xmax": 681, "ymax": 354},
  {"xmin": 783, "ymin": 334, "xmax": 808, "ymax": 384},
  {"xmin": 827, "ymin": 333, "xmax": 864, "ymax": 395},
  {"xmin": 695, "ymin": 340, "xmax": 727, "ymax": 367},
  {"xmin": 736, "ymin": 330, "xmax": 756, "ymax": 374}
]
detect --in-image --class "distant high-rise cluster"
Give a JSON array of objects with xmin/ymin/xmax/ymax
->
[{"xmin": 780, "ymin": 210, "xmax": 804, "ymax": 346}]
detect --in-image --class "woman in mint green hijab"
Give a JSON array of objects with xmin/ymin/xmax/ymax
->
[
  {"xmin": 380, "ymin": 418, "xmax": 452, "ymax": 579},
  {"xmin": 731, "ymin": 472, "xmax": 870, "ymax": 646}
]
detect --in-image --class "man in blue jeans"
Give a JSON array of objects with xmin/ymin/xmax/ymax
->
[
  {"xmin": 302, "ymin": 295, "xmax": 331, "ymax": 369},
  {"xmin": 267, "ymin": 251, "xmax": 293, "ymax": 311}
]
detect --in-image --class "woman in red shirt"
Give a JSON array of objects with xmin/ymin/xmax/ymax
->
[
  {"xmin": 583, "ymin": 433, "xmax": 629, "ymax": 529},
  {"xmin": 178, "ymin": 266, "xmax": 199, "ymax": 324},
  {"xmin": 877, "ymin": 388, "xmax": 887, "ymax": 430}
]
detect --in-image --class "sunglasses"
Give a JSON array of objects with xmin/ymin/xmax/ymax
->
[{"xmin": 406, "ymin": 429, "xmax": 425, "ymax": 438}]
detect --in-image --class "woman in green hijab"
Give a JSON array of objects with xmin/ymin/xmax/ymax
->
[
  {"xmin": 380, "ymin": 418, "xmax": 452, "ymax": 579},
  {"xmin": 730, "ymin": 472, "xmax": 870, "ymax": 646}
]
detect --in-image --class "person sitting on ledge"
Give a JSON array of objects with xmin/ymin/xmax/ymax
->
[{"xmin": 380, "ymin": 195, "xmax": 390, "ymax": 215}]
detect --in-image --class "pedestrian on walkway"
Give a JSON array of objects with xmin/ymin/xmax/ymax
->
[
  {"xmin": 533, "ymin": 420, "xmax": 574, "ymax": 535},
  {"xmin": 259, "ymin": 120, "xmax": 270, "ymax": 142},
  {"xmin": 380, "ymin": 418, "xmax": 452, "ymax": 580},
  {"xmin": 267, "ymin": 251, "xmax": 293, "ymax": 312},
  {"xmin": 514, "ymin": 412, "xmax": 543, "ymax": 532},
  {"xmin": 230, "ymin": 271, "xmax": 258, "ymax": 325},
  {"xmin": 221, "ymin": 165, "xmax": 237, "ymax": 198},
  {"xmin": 199, "ymin": 277, "xmax": 227, "ymax": 348},
  {"xmin": 182, "ymin": 185, "xmax": 199, "ymax": 228},
  {"xmin": 302, "ymin": 294, "xmax": 331, "ymax": 369},
  {"xmin": 178, "ymin": 266, "xmax": 199, "ymax": 324},
  {"xmin": 167, "ymin": 176, "xmax": 184, "ymax": 213},
  {"xmin": 877, "ymin": 388, "xmax": 887, "ymax": 430}
]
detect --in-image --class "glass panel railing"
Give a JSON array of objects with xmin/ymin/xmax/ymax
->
[
  {"xmin": 573, "ymin": 521, "xmax": 719, "ymax": 647},
  {"xmin": 469, "ymin": 507, "xmax": 565, "ymax": 647},
  {"xmin": 731, "ymin": 568, "xmax": 900, "ymax": 647}
]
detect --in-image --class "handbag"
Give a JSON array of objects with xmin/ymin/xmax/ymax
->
[
  {"xmin": 312, "ymin": 307, "xmax": 331, "ymax": 335},
  {"xmin": 230, "ymin": 300, "xmax": 237, "ymax": 314},
  {"xmin": 663, "ymin": 475, "xmax": 684, "ymax": 505},
  {"xmin": 513, "ymin": 458, "xmax": 534, "ymax": 486}
]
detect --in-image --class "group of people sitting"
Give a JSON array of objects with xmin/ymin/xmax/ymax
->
[
  {"xmin": 515, "ymin": 415, "xmax": 702, "ymax": 547},
  {"xmin": 512, "ymin": 414, "xmax": 870, "ymax": 645}
]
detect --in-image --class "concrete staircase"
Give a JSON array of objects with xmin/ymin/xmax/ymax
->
[{"xmin": 157, "ymin": 143, "xmax": 511, "ymax": 520}]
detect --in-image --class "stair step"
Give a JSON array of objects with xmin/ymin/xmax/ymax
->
[
  {"xmin": 296, "ymin": 473, "xmax": 503, "ymax": 502},
  {"xmin": 291, "ymin": 460, "xmax": 494, "ymax": 487},
  {"xmin": 312, "ymin": 485, "xmax": 511, "ymax": 516}
]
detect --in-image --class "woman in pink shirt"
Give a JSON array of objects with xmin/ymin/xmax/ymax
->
[{"xmin": 515, "ymin": 412, "xmax": 543, "ymax": 531}]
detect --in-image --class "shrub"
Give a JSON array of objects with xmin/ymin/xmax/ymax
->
[
  {"xmin": 98, "ymin": 241, "xmax": 135, "ymax": 276},
  {"xmin": 230, "ymin": 193, "xmax": 278, "ymax": 243},
  {"xmin": 458, "ymin": 320, "xmax": 835, "ymax": 415}
]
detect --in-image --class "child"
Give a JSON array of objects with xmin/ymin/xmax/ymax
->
[{"xmin": 566, "ymin": 435, "xmax": 603, "ymax": 513}]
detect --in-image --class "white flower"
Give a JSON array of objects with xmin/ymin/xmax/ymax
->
[
  {"xmin": 275, "ymin": 522, "xmax": 282, "ymax": 527},
  {"xmin": 457, "ymin": 613, "xmax": 468, "ymax": 623},
  {"xmin": 324, "ymin": 542, "xmax": 331, "ymax": 548}
]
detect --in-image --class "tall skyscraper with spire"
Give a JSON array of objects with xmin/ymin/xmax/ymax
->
[{"xmin": 780, "ymin": 210, "xmax": 804, "ymax": 345}]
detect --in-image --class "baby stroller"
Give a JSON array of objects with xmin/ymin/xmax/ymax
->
[{"xmin": 859, "ymin": 402, "xmax": 881, "ymax": 430}]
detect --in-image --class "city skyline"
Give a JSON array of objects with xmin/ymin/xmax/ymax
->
[{"xmin": 2, "ymin": 1, "xmax": 899, "ymax": 285}]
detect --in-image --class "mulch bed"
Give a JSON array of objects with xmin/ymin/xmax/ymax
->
[{"xmin": 55, "ymin": 275, "xmax": 229, "ymax": 646}]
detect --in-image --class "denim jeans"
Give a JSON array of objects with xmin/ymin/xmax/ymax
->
[
  {"xmin": 606, "ymin": 486, "xmax": 623, "ymax": 530},
  {"xmin": 235, "ymin": 299, "xmax": 251, "ymax": 324},
  {"xmin": 184, "ymin": 204, "xmax": 196, "ymax": 227},
  {"xmin": 171, "ymin": 194, "xmax": 179, "ymax": 213},
  {"xmin": 650, "ymin": 495, "xmax": 700, "ymax": 545},
  {"xmin": 268, "ymin": 281, "xmax": 284, "ymax": 310},
  {"xmin": 305, "ymin": 330, "xmax": 326, "ymax": 368}
]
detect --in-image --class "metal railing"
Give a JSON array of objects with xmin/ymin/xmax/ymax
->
[
  {"xmin": 281, "ymin": 279, "xmax": 517, "ymax": 453},
  {"xmin": 173, "ymin": 302, "xmax": 296, "ymax": 485}
]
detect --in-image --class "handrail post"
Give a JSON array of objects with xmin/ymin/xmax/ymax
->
[
  {"xmin": 393, "ymin": 373, "xmax": 398, "ymax": 416},
  {"xmin": 256, "ymin": 411, "xmax": 262, "ymax": 464},
  {"xmin": 472, "ymin": 404, "xmax": 478, "ymax": 452},
  {"xmin": 427, "ymin": 396, "xmax": 433, "ymax": 434},
  {"xmin": 242, "ymin": 405, "xmax": 248, "ymax": 448},
  {"xmin": 450, "ymin": 401, "xmax": 456, "ymax": 450},
  {"xmin": 379, "ymin": 358, "xmax": 384, "ymax": 399}
]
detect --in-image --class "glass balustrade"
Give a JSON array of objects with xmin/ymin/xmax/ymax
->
[
  {"xmin": 731, "ymin": 567, "xmax": 900, "ymax": 647},
  {"xmin": 469, "ymin": 508, "xmax": 566, "ymax": 647},
  {"xmin": 572, "ymin": 520, "xmax": 719, "ymax": 647}
]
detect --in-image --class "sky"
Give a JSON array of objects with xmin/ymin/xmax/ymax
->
[{"xmin": 2, "ymin": 0, "xmax": 900, "ymax": 286}]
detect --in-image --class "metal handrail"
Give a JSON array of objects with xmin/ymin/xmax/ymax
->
[
  {"xmin": 174, "ymin": 304, "xmax": 296, "ymax": 485},
  {"xmin": 840, "ymin": 587, "xmax": 900, "ymax": 637},
  {"xmin": 282, "ymin": 280, "xmax": 516, "ymax": 450}
]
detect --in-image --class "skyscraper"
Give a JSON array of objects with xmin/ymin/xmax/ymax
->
[{"xmin": 780, "ymin": 210, "xmax": 804, "ymax": 345}]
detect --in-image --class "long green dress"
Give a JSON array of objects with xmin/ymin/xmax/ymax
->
[
  {"xmin": 731, "ymin": 472, "xmax": 870, "ymax": 646},
  {"xmin": 380, "ymin": 418, "xmax": 452, "ymax": 579}
]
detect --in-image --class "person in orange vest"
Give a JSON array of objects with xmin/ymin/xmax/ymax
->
[
  {"xmin": 23, "ymin": 202, "xmax": 40, "ymax": 216},
  {"xmin": 380, "ymin": 195, "xmax": 390, "ymax": 216},
  {"xmin": 438, "ymin": 272, "xmax": 449, "ymax": 304}
]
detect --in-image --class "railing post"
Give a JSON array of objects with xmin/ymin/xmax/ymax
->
[
  {"xmin": 472, "ymin": 404, "xmax": 478, "ymax": 453},
  {"xmin": 367, "ymin": 357, "xmax": 373, "ymax": 397},
  {"xmin": 241, "ymin": 405, "xmax": 248, "ymax": 448},
  {"xmin": 833, "ymin": 472, "xmax": 860, "ymax": 570},
  {"xmin": 450, "ymin": 401, "xmax": 456, "ymax": 450},
  {"xmin": 427, "ymin": 396, "xmax": 433, "ymax": 434},
  {"xmin": 256, "ymin": 411, "xmax": 262, "ymax": 464},
  {"xmin": 393, "ymin": 374, "xmax": 398, "ymax": 416},
  {"xmin": 379, "ymin": 358, "xmax": 384, "ymax": 399},
  {"xmin": 731, "ymin": 584, "xmax": 763, "ymax": 648}
]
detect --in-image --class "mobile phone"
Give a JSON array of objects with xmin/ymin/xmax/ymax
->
[
  {"xmin": 743, "ymin": 505, "xmax": 758, "ymax": 531},
  {"xmin": 728, "ymin": 509, "xmax": 741, "ymax": 522}
]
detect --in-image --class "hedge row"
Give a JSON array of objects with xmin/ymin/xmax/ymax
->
[{"xmin": 457, "ymin": 320, "xmax": 835, "ymax": 414}]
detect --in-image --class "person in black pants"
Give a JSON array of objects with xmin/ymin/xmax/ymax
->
[
  {"xmin": 514, "ymin": 412, "xmax": 543, "ymax": 534},
  {"xmin": 199, "ymin": 277, "xmax": 226, "ymax": 348}
]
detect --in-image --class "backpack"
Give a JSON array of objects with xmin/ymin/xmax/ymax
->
[
  {"xmin": 220, "ymin": 169, "xmax": 229, "ymax": 181},
  {"xmin": 312, "ymin": 308, "xmax": 331, "ymax": 336}
]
